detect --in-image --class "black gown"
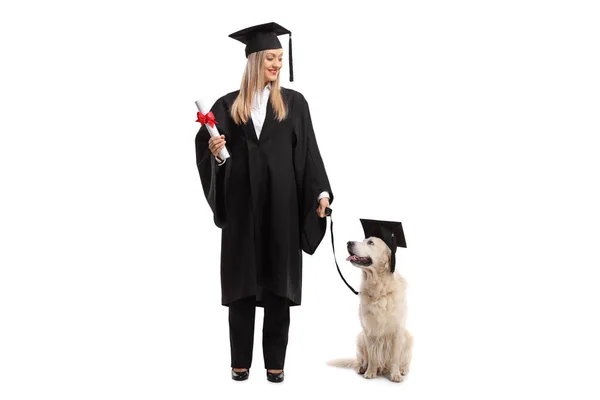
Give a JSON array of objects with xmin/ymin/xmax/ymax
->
[{"xmin": 194, "ymin": 87, "xmax": 334, "ymax": 307}]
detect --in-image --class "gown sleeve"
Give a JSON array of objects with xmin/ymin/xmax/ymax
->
[
  {"xmin": 293, "ymin": 93, "xmax": 334, "ymax": 255},
  {"xmin": 194, "ymin": 99, "xmax": 228, "ymax": 228}
]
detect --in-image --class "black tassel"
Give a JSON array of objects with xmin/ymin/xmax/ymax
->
[
  {"xmin": 390, "ymin": 234, "xmax": 396, "ymax": 273},
  {"xmin": 289, "ymin": 33, "xmax": 293, "ymax": 82}
]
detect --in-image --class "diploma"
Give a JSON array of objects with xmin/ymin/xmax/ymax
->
[{"xmin": 195, "ymin": 99, "xmax": 231, "ymax": 161}]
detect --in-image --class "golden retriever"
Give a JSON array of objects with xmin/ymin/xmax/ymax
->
[{"xmin": 327, "ymin": 236, "xmax": 413, "ymax": 382}]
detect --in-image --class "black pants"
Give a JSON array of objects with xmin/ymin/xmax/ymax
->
[{"xmin": 228, "ymin": 290, "xmax": 290, "ymax": 370}]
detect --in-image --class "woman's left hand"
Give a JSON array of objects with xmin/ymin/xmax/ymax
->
[{"xmin": 317, "ymin": 197, "xmax": 330, "ymax": 218}]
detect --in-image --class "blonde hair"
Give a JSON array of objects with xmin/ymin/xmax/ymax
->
[{"xmin": 230, "ymin": 50, "xmax": 288, "ymax": 125}]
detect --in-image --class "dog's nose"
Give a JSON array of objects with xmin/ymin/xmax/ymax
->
[{"xmin": 347, "ymin": 241, "xmax": 353, "ymax": 246}]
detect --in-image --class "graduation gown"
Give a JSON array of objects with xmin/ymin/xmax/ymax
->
[{"xmin": 194, "ymin": 87, "xmax": 334, "ymax": 307}]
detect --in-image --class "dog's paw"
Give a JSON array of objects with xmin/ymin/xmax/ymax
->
[
  {"xmin": 363, "ymin": 369, "xmax": 377, "ymax": 379},
  {"xmin": 400, "ymin": 367, "xmax": 409, "ymax": 376},
  {"xmin": 355, "ymin": 365, "xmax": 366, "ymax": 375},
  {"xmin": 389, "ymin": 371, "xmax": 404, "ymax": 383}
]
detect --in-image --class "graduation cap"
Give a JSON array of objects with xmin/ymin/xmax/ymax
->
[
  {"xmin": 359, "ymin": 218, "xmax": 407, "ymax": 273},
  {"xmin": 228, "ymin": 22, "xmax": 294, "ymax": 81}
]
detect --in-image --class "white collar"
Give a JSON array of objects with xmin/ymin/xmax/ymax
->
[
  {"xmin": 263, "ymin": 82, "xmax": 271, "ymax": 94},
  {"xmin": 253, "ymin": 83, "xmax": 271, "ymax": 106}
]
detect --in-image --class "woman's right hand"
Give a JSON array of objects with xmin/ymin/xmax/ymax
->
[{"xmin": 209, "ymin": 135, "xmax": 226, "ymax": 159}]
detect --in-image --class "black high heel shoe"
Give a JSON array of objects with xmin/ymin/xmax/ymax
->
[
  {"xmin": 231, "ymin": 368, "xmax": 249, "ymax": 381},
  {"xmin": 266, "ymin": 370, "xmax": 284, "ymax": 383}
]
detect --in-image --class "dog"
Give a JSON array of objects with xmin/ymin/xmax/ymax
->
[{"xmin": 327, "ymin": 236, "xmax": 413, "ymax": 382}]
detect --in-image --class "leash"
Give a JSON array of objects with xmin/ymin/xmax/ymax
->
[{"xmin": 325, "ymin": 207, "xmax": 359, "ymax": 295}]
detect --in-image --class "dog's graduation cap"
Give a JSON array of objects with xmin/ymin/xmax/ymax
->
[
  {"xmin": 229, "ymin": 22, "xmax": 294, "ymax": 81},
  {"xmin": 360, "ymin": 219, "xmax": 407, "ymax": 273}
]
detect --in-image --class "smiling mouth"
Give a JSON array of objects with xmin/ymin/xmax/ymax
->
[
  {"xmin": 268, "ymin": 69, "xmax": 278, "ymax": 75},
  {"xmin": 346, "ymin": 251, "xmax": 372, "ymax": 266}
]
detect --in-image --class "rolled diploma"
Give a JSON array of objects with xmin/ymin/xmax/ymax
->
[{"xmin": 195, "ymin": 99, "xmax": 230, "ymax": 161}]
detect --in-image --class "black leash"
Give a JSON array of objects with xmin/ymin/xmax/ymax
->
[{"xmin": 325, "ymin": 207, "xmax": 359, "ymax": 295}]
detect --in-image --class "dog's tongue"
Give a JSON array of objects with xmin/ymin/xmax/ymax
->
[{"xmin": 346, "ymin": 255, "xmax": 358, "ymax": 261}]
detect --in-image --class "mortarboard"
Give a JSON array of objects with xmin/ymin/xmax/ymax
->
[
  {"xmin": 359, "ymin": 218, "xmax": 407, "ymax": 273},
  {"xmin": 228, "ymin": 22, "xmax": 294, "ymax": 81}
]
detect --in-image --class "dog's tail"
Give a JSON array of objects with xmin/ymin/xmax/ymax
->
[{"xmin": 326, "ymin": 358, "xmax": 358, "ymax": 369}]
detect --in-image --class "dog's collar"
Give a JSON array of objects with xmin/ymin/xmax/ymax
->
[{"xmin": 361, "ymin": 289, "xmax": 395, "ymax": 299}]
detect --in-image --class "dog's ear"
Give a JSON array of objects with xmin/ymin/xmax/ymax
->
[{"xmin": 385, "ymin": 246, "xmax": 393, "ymax": 271}]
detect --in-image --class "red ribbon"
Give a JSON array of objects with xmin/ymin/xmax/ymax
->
[{"xmin": 196, "ymin": 111, "xmax": 217, "ymax": 128}]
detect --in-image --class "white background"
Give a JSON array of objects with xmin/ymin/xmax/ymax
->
[{"xmin": 1, "ymin": 0, "xmax": 599, "ymax": 398}]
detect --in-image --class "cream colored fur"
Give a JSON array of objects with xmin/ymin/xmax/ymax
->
[{"xmin": 327, "ymin": 237, "xmax": 413, "ymax": 382}]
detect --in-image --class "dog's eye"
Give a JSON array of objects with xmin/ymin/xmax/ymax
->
[{"xmin": 368, "ymin": 240, "xmax": 374, "ymax": 245}]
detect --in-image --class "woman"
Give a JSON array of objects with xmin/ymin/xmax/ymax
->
[{"xmin": 194, "ymin": 22, "xmax": 334, "ymax": 383}]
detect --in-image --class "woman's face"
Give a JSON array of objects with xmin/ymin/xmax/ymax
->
[{"xmin": 263, "ymin": 49, "xmax": 283, "ymax": 83}]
